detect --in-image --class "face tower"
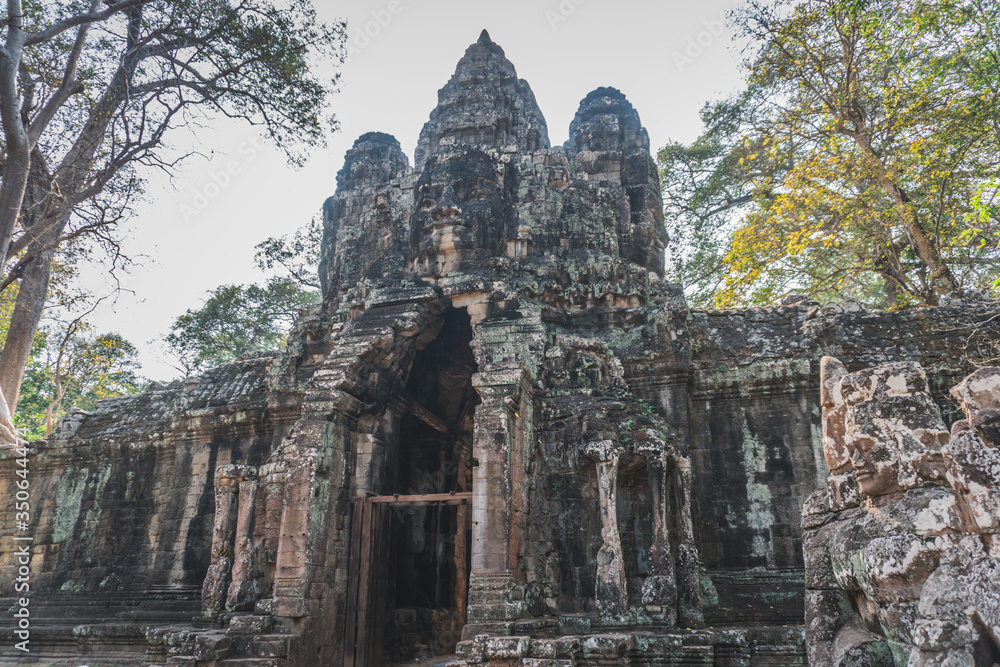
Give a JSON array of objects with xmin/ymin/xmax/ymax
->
[
  {"xmin": 313, "ymin": 30, "xmax": 698, "ymax": 663},
  {"xmin": 320, "ymin": 30, "xmax": 667, "ymax": 315}
]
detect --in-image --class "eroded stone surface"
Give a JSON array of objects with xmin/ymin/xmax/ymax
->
[
  {"xmin": 3, "ymin": 31, "xmax": 1000, "ymax": 667},
  {"xmin": 804, "ymin": 359, "xmax": 1000, "ymax": 666}
]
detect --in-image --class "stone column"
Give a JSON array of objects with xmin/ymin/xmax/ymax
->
[
  {"xmin": 226, "ymin": 474, "xmax": 260, "ymax": 611},
  {"xmin": 202, "ymin": 471, "xmax": 240, "ymax": 617},
  {"xmin": 258, "ymin": 461, "xmax": 287, "ymax": 598},
  {"xmin": 639, "ymin": 447, "xmax": 677, "ymax": 616},
  {"xmin": 271, "ymin": 444, "xmax": 320, "ymax": 619},
  {"xmin": 672, "ymin": 456, "xmax": 704, "ymax": 627},
  {"xmin": 586, "ymin": 440, "xmax": 628, "ymax": 617},
  {"xmin": 464, "ymin": 364, "xmax": 526, "ymax": 638}
]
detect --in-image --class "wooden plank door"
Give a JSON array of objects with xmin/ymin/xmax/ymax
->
[{"xmin": 344, "ymin": 498, "xmax": 390, "ymax": 667}]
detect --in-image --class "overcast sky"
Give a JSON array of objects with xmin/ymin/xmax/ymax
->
[{"xmin": 80, "ymin": 0, "xmax": 748, "ymax": 382}]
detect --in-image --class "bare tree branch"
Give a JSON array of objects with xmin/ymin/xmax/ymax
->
[{"xmin": 24, "ymin": 0, "xmax": 152, "ymax": 47}]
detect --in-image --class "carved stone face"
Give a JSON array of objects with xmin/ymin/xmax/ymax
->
[
  {"xmin": 623, "ymin": 186, "xmax": 668, "ymax": 273},
  {"xmin": 409, "ymin": 150, "xmax": 514, "ymax": 278},
  {"xmin": 947, "ymin": 366, "xmax": 1000, "ymax": 452},
  {"xmin": 840, "ymin": 363, "xmax": 949, "ymax": 498},
  {"xmin": 848, "ymin": 429, "xmax": 907, "ymax": 497}
]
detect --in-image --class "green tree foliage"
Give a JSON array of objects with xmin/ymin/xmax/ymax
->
[
  {"xmin": 15, "ymin": 329, "xmax": 143, "ymax": 440},
  {"xmin": 165, "ymin": 217, "xmax": 323, "ymax": 375},
  {"xmin": 659, "ymin": 0, "xmax": 1000, "ymax": 308},
  {"xmin": 164, "ymin": 277, "xmax": 320, "ymax": 375},
  {"xmin": 659, "ymin": 100, "xmax": 754, "ymax": 307},
  {"xmin": 253, "ymin": 217, "xmax": 322, "ymax": 289},
  {"xmin": 0, "ymin": 287, "xmax": 16, "ymax": 343},
  {"xmin": 1, "ymin": 264, "xmax": 142, "ymax": 440},
  {"xmin": 0, "ymin": 0, "xmax": 345, "ymax": 437}
]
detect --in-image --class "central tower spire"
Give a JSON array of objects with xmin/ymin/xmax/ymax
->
[{"xmin": 414, "ymin": 31, "xmax": 550, "ymax": 167}]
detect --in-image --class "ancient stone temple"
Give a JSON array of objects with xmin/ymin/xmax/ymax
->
[{"xmin": 2, "ymin": 31, "xmax": 1000, "ymax": 666}]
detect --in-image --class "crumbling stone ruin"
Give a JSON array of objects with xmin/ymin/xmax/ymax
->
[
  {"xmin": 803, "ymin": 361, "xmax": 1000, "ymax": 666},
  {"xmin": 2, "ymin": 30, "xmax": 1000, "ymax": 666}
]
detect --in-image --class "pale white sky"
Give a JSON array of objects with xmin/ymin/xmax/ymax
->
[{"xmin": 81, "ymin": 0, "xmax": 748, "ymax": 381}]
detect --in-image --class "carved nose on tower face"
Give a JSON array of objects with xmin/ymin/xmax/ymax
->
[{"xmin": 850, "ymin": 446, "xmax": 867, "ymax": 470}]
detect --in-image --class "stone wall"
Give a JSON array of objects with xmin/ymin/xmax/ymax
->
[
  {"xmin": 0, "ymin": 355, "xmax": 300, "ymax": 662},
  {"xmin": 684, "ymin": 302, "xmax": 1000, "ymax": 626}
]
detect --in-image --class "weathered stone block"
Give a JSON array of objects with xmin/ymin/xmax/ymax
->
[
  {"xmin": 484, "ymin": 636, "xmax": 530, "ymax": 659},
  {"xmin": 193, "ymin": 633, "xmax": 230, "ymax": 661},
  {"xmin": 228, "ymin": 614, "xmax": 272, "ymax": 633}
]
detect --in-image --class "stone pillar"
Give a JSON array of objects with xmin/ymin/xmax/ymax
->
[
  {"xmin": 202, "ymin": 470, "xmax": 240, "ymax": 617},
  {"xmin": 226, "ymin": 475, "xmax": 260, "ymax": 611},
  {"xmin": 271, "ymin": 445, "xmax": 320, "ymax": 619},
  {"xmin": 639, "ymin": 447, "xmax": 677, "ymax": 616},
  {"xmin": 464, "ymin": 364, "xmax": 525, "ymax": 639},
  {"xmin": 672, "ymin": 456, "xmax": 704, "ymax": 627},
  {"xmin": 586, "ymin": 440, "xmax": 628, "ymax": 618},
  {"xmin": 258, "ymin": 461, "xmax": 287, "ymax": 597}
]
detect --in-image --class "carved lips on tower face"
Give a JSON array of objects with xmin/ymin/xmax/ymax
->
[{"xmin": 409, "ymin": 150, "xmax": 514, "ymax": 279}]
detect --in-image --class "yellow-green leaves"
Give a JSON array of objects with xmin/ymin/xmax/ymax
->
[{"xmin": 659, "ymin": 0, "xmax": 1000, "ymax": 308}]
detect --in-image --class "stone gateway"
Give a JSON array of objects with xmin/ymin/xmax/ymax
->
[{"xmin": 2, "ymin": 31, "xmax": 1000, "ymax": 666}]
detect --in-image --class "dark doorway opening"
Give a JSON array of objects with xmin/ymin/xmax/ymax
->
[
  {"xmin": 344, "ymin": 308, "xmax": 478, "ymax": 667},
  {"xmin": 395, "ymin": 306, "xmax": 478, "ymax": 497},
  {"xmin": 344, "ymin": 493, "xmax": 472, "ymax": 667},
  {"xmin": 617, "ymin": 455, "xmax": 654, "ymax": 605},
  {"xmin": 384, "ymin": 306, "xmax": 478, "ymax": 664}
]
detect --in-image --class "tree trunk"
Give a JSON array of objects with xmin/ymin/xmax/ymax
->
[
  {"xmin": 0, "ymin": 219, "xmax": 61, "ymax": 414},
  {"xmin": 0, "ymin": 11, "xmax": 139, "ymax": 418},
  {"xmin": 44, "ymin": 345, "xmax": 66, "ymax": 437},
  {"xmin": 0, "ymin": 10, "xmax": 30, "ymax": 269},
  {"xmin": 878, "ymin": 176, "xmax": 959, "ymax": 301},
  {"xmin": 842, "ymin": 124, "xmax": 960, "ymax": 301}
]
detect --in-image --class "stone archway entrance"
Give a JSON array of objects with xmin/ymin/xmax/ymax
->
[
  {"xmin": 343, "ymin": 492, "xmax": 473, "ymax": 667},
  {"xmin": 344, "ymin": 306, "xmax": 479, "ymax": 667}
]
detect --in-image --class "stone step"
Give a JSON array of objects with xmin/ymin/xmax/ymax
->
[
  {"xmin": 228, "ymin": 633, "xmax": 289, "ymax": 659},
  {"xmin": 193, "ymin": 632, "xmax": 231, "ymax": 661},
  {"xmin": 116, "ymin": 610, "xmax": 199, "ymax": 622},
  {"xmin": 192, "ymin": 615, "xmax": 226, "ymax": 628},
  {"xmin": 253, "ymin": 598, "xmax": 275, "ymax": 615},
  {"xmin": 218, "ymin": 659, "xmax": 285, "ymax": 667},
  {"xmin": 228, "ymin": 613, "xmax": 272, "ymax": 633},
  {"xmin": 252, "ymin": 635, "xmax": 289, "ymax": 658}
]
